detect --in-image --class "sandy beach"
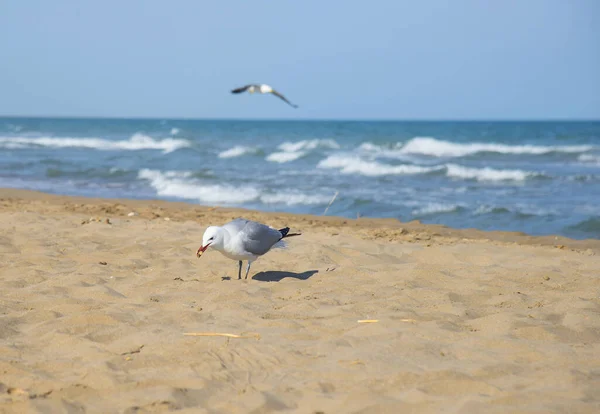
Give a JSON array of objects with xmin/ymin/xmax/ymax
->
[{"xmin": 1, "ymin": 188, "xmax": 599, "ymax": 413}]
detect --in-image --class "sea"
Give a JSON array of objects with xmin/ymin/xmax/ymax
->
[{"xmin": 1, "ymin": 118, "xmax": 599, "ymax": 239}]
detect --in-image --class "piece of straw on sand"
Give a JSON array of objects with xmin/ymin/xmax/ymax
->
[
  {"xmin": 183, "ymin": 332, "xmax": 260, "ymax": 339},
  {"xmin": 322, "ymin": 191, "xmax": 339, "ymax": 216}
]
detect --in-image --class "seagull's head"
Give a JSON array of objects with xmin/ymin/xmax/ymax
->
[{"xmin": 197, "ymin": 226, "xmax": 224, "ymax": 258}]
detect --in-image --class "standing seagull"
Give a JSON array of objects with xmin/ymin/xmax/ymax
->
[
  {"xmin": 196, "ymin": 218, "xmax": 301, "ymax": 279},
  {"xmin": 231, "ymin": 84, "xmax": 298, "ymax": 108}
]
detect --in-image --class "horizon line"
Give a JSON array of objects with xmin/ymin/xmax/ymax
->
[{"xmin": 1, "ymin": 115, "xmax": 599, "ymax": 123}]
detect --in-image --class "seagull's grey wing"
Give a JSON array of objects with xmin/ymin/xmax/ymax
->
[
  {"xmin": 231, "ymin": 85, "xmax": 253, "ymax": 94},
  {"xmin": 222, "ymin": 218, "xmax": 252, "ymax": 234},
  {"xmin": 270, "ymin": 90, "xmax": 298, "ymax": 108},
  {"xmin": 237, "ymin": 220, "xmax": 283, "ymax": 256}
]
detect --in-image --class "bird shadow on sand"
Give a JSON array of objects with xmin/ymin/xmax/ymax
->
[{"xmin": 252, "ymin": 270, "xmax": 318, "ymax": 282}]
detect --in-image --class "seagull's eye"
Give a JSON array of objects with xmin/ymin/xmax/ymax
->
[{"xmin": 209, "ymin": 237, "xmax": 214, "ymax": 241}]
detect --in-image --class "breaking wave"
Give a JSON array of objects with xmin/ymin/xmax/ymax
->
[
  {"xmin": 261, "ymin": 192, "xmax": 331, "ymax": 205},
  {"xmin": 445, "ymin": 164, "xmax": 541, "ymax": 182},
  {"xmin": 0, "ymin": 133, "xmax": 190, "ymax": 154},
  {"xmin": 266, "ymin": 151, "xmax": 307, "ymax": 163},
  {"xmin": 474, "ymin": 204, "xmax": 554, "ymax": 217},
  {"xmin": 138, "ymin": 169, "xmax": 329, "ymax": 206},
  {"xmin": 398, "ymin": 137, "xmax": 594, "ymax": 158},
  {"xmin": 138, "ymin": 169, "xmax": 259, "ymax": 204},
  {"xmin": 317, "ymin": 154, "xmax": 442, "ymax": 177},
  {"xmin": 266, "ymin": 139, "xmax": 340, "ymax": 164},
  {"xmin": 218, "ymin": 145, "xmax": 259, "ymax": 159},
  {"xmin": 578, "ymin": 154, "xmax": 600, "ymax": 165},
  {"xmin": 278, "ymin": 139, "xmax": 340, "ymax": 152},
  {"xmin": 412, "ymin": 203, "xmax": 463, "ymax": 216},
  {"xmin": 318, "ymin": 155, "xmax": 541, "ymax": 181}
]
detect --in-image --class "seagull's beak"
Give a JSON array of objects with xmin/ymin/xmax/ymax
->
[{"xmin": 196, "ymin": 243, "xmax": 211, "ymax": 258}]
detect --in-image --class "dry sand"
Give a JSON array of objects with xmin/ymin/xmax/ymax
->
[{"xmin": 0, "ymin": 188, "xmax": 599, "ymax": 413}]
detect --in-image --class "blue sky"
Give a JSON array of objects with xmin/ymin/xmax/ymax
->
[{"xmin": 1, "ymin": 1, "xmax": 598, "ymax": 119}]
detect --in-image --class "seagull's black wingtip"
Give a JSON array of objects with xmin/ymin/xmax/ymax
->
[{"xmin": 278, "ymin": 227, "xmax": 301, "ymax": 238}]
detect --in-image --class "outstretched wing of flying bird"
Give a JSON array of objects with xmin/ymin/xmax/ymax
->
[
  {"xmin": 231, "ymin": 85, "xmax": 253, "ymax": 94},
  {"xmin": 271, "ymin": 90, "xmax": 298, "ymax": 108}
]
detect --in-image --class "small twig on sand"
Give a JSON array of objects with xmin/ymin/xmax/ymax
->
[
  {"xmin": 121, "ymin": 345, "xmax": 144, "ymax": 355},
  {"xmin": 357, "ymin": 319, "xmax": 379, "ymax": 323},
  {"xmin": 323, "ymin": 191, "xmax": 339, "ymax": 216},
  {"xmin": 183, "ymin": 332, "xmax": 260, "ymax": 340}
]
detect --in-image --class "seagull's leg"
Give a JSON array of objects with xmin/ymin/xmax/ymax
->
[
  {"xmin": 238, "ymin": 261, "xmax": 242, "ymax": 280},
  {"xmin": 245, "ymin": 262, "xmax": 252, "ymax": 280}
]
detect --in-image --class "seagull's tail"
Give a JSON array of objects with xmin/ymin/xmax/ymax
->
[{"xmin": 278, "ymin": 227, "xmax": 302, "ymax": 239}]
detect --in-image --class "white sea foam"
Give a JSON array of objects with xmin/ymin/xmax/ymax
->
[
  {"xmin": 0, "ymin": 142, "xmax": 28, "ymax": 149},
  {"xmin": 142, "ymin": 169, "xmax": 193, "ymax": 179},
  {"xmin": 218, "ymin": 146, "xmax": 258, "ymax": 159},
  {"xmin": 445, "ymin": 164, "xmax": 537, "ymax": 181},
  {"xmin": 109, "ymin": 167, "xmax": 127, "ymax": 174},
  {"xmin": 412, "ymin": 203, "xmax": 461, "ymax": 216},
  {"xmin": 357, "ymin": 141, "xmax": 429, "ymax": 162},
  {"xmin": 138, "ymin": 169, "xmax": 259, "ymax": 204},
  {"xmin": 266, "ymin": 151, "xmax": 307, "ymax": 163},
  {"xmin": 578, "ymin": 154, "xmax": 600, "ymax": 164},
  {"xmin": 317, "ymin": 154, "xmax": 442, "ymax": 177},
  {"xmin": 261, "ymin": 192, "xmax": 331, "ymax": 205},
  {"xmin": 399, "ymin": 137, "xmax": 593, "ymax": 158},
  {"xmin": 0, "ymin": 133, "xmax": 190, "ymax": 154},
  {"xmin": 357, "ymin": 142, "xmax": 383, "ymax": 152},
  {"xmin": 318, "ymin": 154, "xmax": 539, "ymax": 181},
  {"xmin": 138, "ymin": 169, "xmax": 329, "ymax": 206},
  {"xmin": 474, "ymin": 205, "xmax": 497, "ymax": 215},
  {"xmin": 357, "ymin": 142, "xmax": 402, "ymax": 157},
  {"xmin": 278, "ymin": 139, "xmax": 340, "ymax": 152},
  {"xmin": 266, "ymin": 139, "xmax": 340, "ymax": 164}
]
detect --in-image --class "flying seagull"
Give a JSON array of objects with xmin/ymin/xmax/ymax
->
[
  {"xmin": 231, "ymin": 84, "xmax": 298, "ymax": 108},
  {"xmin": 196, "ymin": 218, "xmax": 301, "ymax": 280}
]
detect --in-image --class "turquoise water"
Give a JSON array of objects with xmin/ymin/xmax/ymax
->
[{"xmin": 1, "ymin": 117, "xmax": 599, "ymax": 239}]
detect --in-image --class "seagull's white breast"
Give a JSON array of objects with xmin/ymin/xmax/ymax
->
[
  {"xmin": 218, "ymin": 236, "xmax": 257, "ymax": 262},
  {"xmin": 217, "ymin": 248, "xmax": 254, "ymax": 262}
]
